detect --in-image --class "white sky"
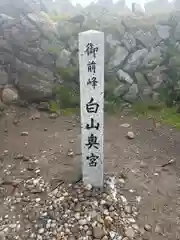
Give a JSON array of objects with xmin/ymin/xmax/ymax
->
[{"xmin": 71, "ymin": 0, "xmax": 173, "ymax": 8}]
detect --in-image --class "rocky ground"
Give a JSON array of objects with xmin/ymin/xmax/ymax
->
[{"xmin": 0, "ymin": 106, "xmax": 179, "ymax": 240}]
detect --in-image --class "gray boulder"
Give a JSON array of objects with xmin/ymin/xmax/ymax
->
[
  {"xmin": 117, "ymin": 69, "xmax": 134, "ymax": 84},
  {"xmin": 15, "ymin": 59, "xmax": 55, "ymax": 101},
  {"xmin": 2, "ymin": 87, "xmax": 19, "ymax": 104},
  {"xmin": 146, "ymin": 65, "xmax": 167, "ymax": 90},
  {"xmin": 121, "ymin": 32, "xmax": 136, "ymax": 51},
  {"xmin": 123, "ymin": 83, "xmax": 139, "ymax": 102},
  {"xmin": 143, "ymin": 46, "xmax": 163, "ymax": 68},
  {"xmin": 109, "ymin": 46, "xmax": 129, "ymax": 68},
  {"xmin": 124, "ymin": 48, "xmax": 148, "ymax": 72},
  {"xmin": 114, "ymin": 83, "xmax": 130, "ymax": 97},
  {"xmin": 0, "ymin": 68, "xmax": 8, "ymax": 86},
  {"xmin": 134, "ymin": 29, "xmax": 161, "ymax": 48},
  {"xmin": 174, "ymin": 22, "xmax": 180, "ymax": 41},
  {"xmin": 155, "ymin": 25, "xmax": 171, "ymax": 40}
]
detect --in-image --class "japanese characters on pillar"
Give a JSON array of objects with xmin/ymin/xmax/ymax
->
[{"xmin": 79, "ymin": 30, "xmax": 104, "ymax": 187}]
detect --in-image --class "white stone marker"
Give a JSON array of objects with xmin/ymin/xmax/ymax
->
[{"xmin": 79, "ymin": 30, "xmax": 104, "ymax": 187}]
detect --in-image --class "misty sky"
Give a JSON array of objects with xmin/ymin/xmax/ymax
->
[{"xmin": 71, "ymin": 0, "xmax": 173, "ymax": 8}]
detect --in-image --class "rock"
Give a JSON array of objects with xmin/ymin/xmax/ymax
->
[
  {"xmin": 144, "ymin": 224, "xmax": 152, "ymax": 231},
  {"xmin": 104, "ymin": 216, "xmax": 113, "ymax": 228},
  {"xmin": 123, "ymin": 84, "xmax": 138, "ymax": 102},
  {"xmin": 74, "ymin": 212, "xmax": 80, "ymax": 220},
  {"xmin": 38, "ymin": 228, "xmax": 45, "ymax": 234},
  {"xmin": 0, "ymin": 68, "xmax": 8, "ymax": 86},
  {"xmin": 20, "ymin": 131, "xmax": 29, "ymax": 136},
  {"xmin": 120, "ymin": 123, "xmax": 130, "ymax": 128},
  {"xmin": 124, "ymin": 49, "xmax": 148, "ymax": 72},
  {"xmin": 79, "ymin": 219, "xmax": 87, "ymax": 225},
  {"xmin": 124, "ymin": 205, "xmax": 132, "ymax": 214},
  {"xmin": 15, "ymin": 60, "xmax": 54, "ymax": 102},
  {"xmin": 30, "ymin": 112, "xmax": 40, "ymax": 120},
  {"xmin": 135, "ymin": 72, "xmax": 150, "ymax": 94},
  {"xmin": 68, "ymin": 237, "xmax": 76, "ymax": 240},
  {"xmin": 114, "ymin": 83, "xmax": 131, "ymax": 97},
  {"xmin": 93, "ymin": 226, "xmax": 106, "ymax": 239},
  {"xmin": 125, "ymin": 227, "xmax": 135, "ymax": 239},
  {"xmin": 109, "ymin": 46, "xmax": 129, "ymax": 68},
  {"xmin": 87, "ymin": 230, "xmax": 92, "ymax": 236},
  {"xmin": 49, "ymin": 113, "xmax": 58, "ymax": 119},
  {"xmin": 134, "ymin": 29, "xmax": 160, "ymax": 48},
  {"xmin": 0, "ymin": 231, "xmax": 5, "ymax": 240},
  {"xmin": 36, "ymin": 102, "xmax": 49, "ymax": 111},
  {"xmin": 0, "ymin": 100, "xmax": 5, "ymax": 111},
  {"xmin": 103, "ymin": 209, "xmax": 109, "ymax": 216},
  {"xmin": 106, "ymin": 34, "xmax": 122, "ymax": 48},
  {"xmin": 126, "ymin": 131, "xmax": 135, "ymax": 139},
  {"xmin": 132, "ymin": 224, "xmax": 139, "ymax": 231},
  {"xmin": 2, "ymin": 88, "xmax": 19, "ymax": 104},
  {"xmin": 117, "ymin": 69, "xmax": 134, "ymax": 84},
  {"xmin": 102, "ymin": 236, "xmax": 108, "ymax": 240},
  {"xmin": 155, "ymin": 224, "xmax": 162, "ymax": 234},
  {"xmin": 67, "ymin": 149, "xmax": 74, "ymax": 157},
  {"xmin": 122, "ymin": 32, "xmax": 136, "ymax": 51},
  {"xmin": 146, "ymin": 65, "xmax": 166, "ymax": 89},
  {"xmin": 84, "ymin": 184, "xmax": 92, "ymax": 191},
  {"xmin": 155, "ymin": 25, "xmax": 171, "ymax": 40},
  {"xmin": 174, "ymin": 22, "xmax": 180, "ymax": 41},
  {"xmin": 143, "ymin": 47, "xmax": 163, "ymax": 68},
  {"xmin": 56, "ymin": 49, "xmax": 71, "ymax": 68}
]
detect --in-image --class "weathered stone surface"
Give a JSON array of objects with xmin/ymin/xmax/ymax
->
[
  {"xmin": 56, "ymin": 49, "xmax": 71, "ymax": 68},
  {"xmin": 114, "ymin": 83, "xmax": 130, "ymax": 97},
  {"xmin": 123, "ymin": 84, "xmax": 139, "ymax": 102},
  {"xmin": 174, "ymin": 22, "xmax": 180, "ymax": 41},
  {"xmin": 124, "ymin": 49, "xmax": 148, "ymax": 72},
  {"xmin": 143, "ymin": 46, "xmax": 163, "ymax": 68},
  {"xmin": 155, "ymin": 25, "xmax": 171, "ymax": 39},
  {"xmin": 0, "ymin": 68, "xmax": 8, "ymax": 86},
  {"xmin": 0, "ymin": 0, "xmax": 179, "ymax": 105},
  {"xmin": 134, "ymin": 29, "xmax": 160, "ymax": 48},
  {"xmin": 15, "ymin": 60, "xmax": 55, "ymax": 101},
  {"xmin": 2, "ymin": 87, "xmax": 19, "ymax": 104},
  {"xmin": 146, "ymin": 66, "xmax": 167, "ymax": 89},
  {"xmin": 106, "ymin": 34, "xmax": 121, "ymax": 48},
  {"xmin": 117, "ymin": 69, "xmax": 134, "ymax": 84},
  {"xmin": 135, "ymin": 72, "xmax": 152, "ymax": 98},
  {"xmin": 109, "ymin": 46, "xmax": 128, "ymax": 68},
  {"xmin": 121, "ymin": 32, "xmax": 136, "ymax": 51}
]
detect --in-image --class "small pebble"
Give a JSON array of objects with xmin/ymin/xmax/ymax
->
[
  {"xmin": 74, "ymin": 213, "xmax": 80, "ymax": 220},
  {"xmin": 126, "ymin": 131, "xmax": 135, "ymax": 139},
  {"xmin": 49, "ymin": 113, "xmax": 58, "ymax": 119},
  {"xmin": 155, "ymin": 224, "xmax": 162, "ymax": 234},
  {"xmin": 87, "ymin": 230, "xmax": 92, "ymax": 236},
  {"xmin": 79, "ymin": 219, "xmax": 87, "ymax": 225},
  {"xmin": 125, "ymin": 227, "xmax": 135, "ymax": 239},
  {"xmin": 103, "ymin": 209, "xmax": 109, "ymax": 216},
  {"xmin": 124, "ymin": 205, "xmax": 132, "ymax": 214},
  {"xmin": 20, "ymin": 131, "xmax": 29, "ymax": 136},
  {"xmin": 144, "ymin": 224, "xmax": 152, "ymax": 232},
  {"xmin": 93, "ymin": 226, "xmax": 106, "ymax": 239},
  {"xmin": 120, "ymin": 123, "xmax": 130, "ymax": 128},
  {"xmin": 38, "ymin": 228, "xmax": 45, "ymax": 234},
  {"xmin": 4, "ymin": 150, "xmax": 8, "ymax": 155},
  {"xmin": 84, "ymin": 184, "xmax": 92, "ymax": 191},
  {"xmin": 0, "ymin": 231, "xmax": 5, "ymax": 240}
]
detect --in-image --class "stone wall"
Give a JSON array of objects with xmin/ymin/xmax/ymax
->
[{"xmin": 0, "ymin": 0, "xmax": 180, "ymax": 105}]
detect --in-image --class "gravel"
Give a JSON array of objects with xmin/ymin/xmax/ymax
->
[{"xmin": 0, "ymin": 175, "xmax": 145, "ymax": 240}]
